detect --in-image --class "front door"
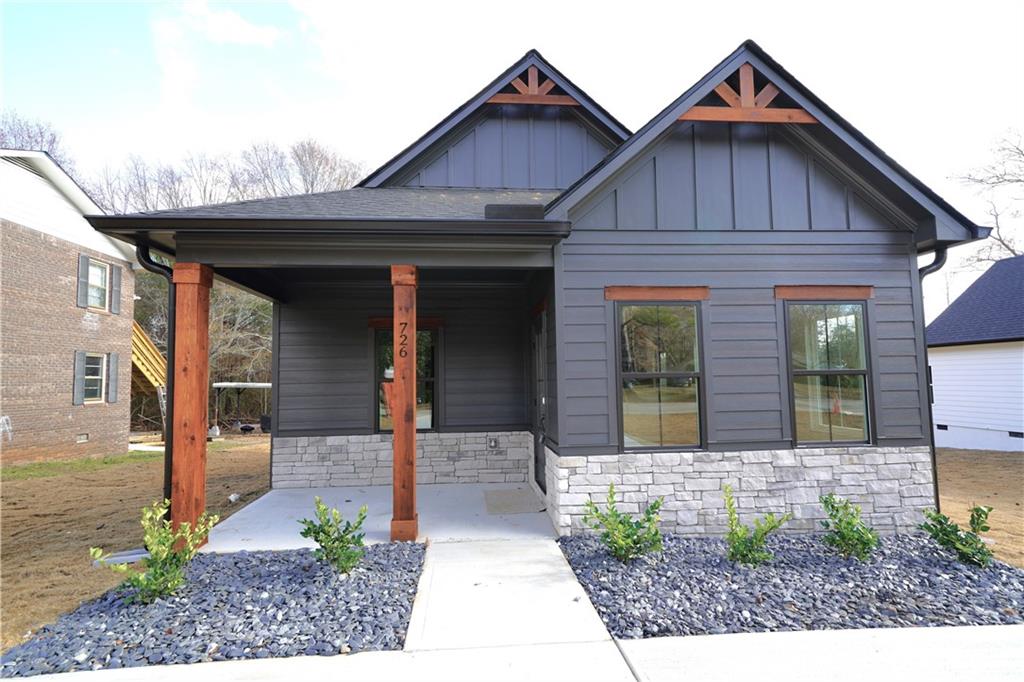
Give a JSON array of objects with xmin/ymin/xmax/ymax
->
[{"xmin": 530, "ymin": 311, "xmax": 547, "ymax": 492}]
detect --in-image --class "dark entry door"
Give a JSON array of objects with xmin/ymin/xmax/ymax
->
[{"xmin": 530, "ymin": 311, "xmax": 547, "ymax": 492}]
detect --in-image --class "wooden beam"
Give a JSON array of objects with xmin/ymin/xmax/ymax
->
[
  {"xmin": 537, "ymin": 78, "xmax": 556, "ymax": 95},
  {"xmin": 527, "ymin": 65, "xmax": 539, "ymax": 93},
  {"xmin": 605, "ymin": 286, "xmax": 710, "ymax": 301},
  {"xmin": 713, "ymin": 82, "xmax": 742, "ymax": 108},
  {"xmin": 679, "ymin": 106, "xmax": 817, "ymax": 124},
  {"xmin": 510, "ymin": 77, "xmax": 529, "ymax": 94},
  {"xmin": 390, "ymin": 264, "xmax": 418, "ymax": 542},
  {"xmin": 754, "ymin": 83, "xmax": 780, "ymax": 109},
  {"xmin": 170, "ymin": 262, "xmax": 213, "ymax": 533},
  {"xmin": 739, "ymin": 63, "xmax": 755, "ymax": 108},
  {"xmin": 368, "ymin": 316, "xmax": 443, "ymax": 329},
  {"xmin": 486, "ymin": 93, "xmax": 580, "ymax": 106},
  {"xmin": 774, "ymin": 285, "xmax": 874, "ymax": 300}
]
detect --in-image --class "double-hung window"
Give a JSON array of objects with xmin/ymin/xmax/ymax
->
[
  {"xmin": 619, "ymin": 303, "xmax": 702, "ymax": 448},
  {"xmin": 87, "ymin": 259, "xmax": 110, "ymax": 310},
  {"xmin": 83, "ymin": 353, "xmax": 107, "ymax": 403},
  {"xmin": 787, "ymin": 303, "xmax": 870, "ymax": 444}
]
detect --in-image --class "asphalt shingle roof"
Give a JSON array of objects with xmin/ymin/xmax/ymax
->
[
  {"xmin": 926, "ymin": 255, "xmax": 1024, "ymax": 346},
  {"xmin": 115, "ymin": 188, "xmax": 559, "ymax": 221}
]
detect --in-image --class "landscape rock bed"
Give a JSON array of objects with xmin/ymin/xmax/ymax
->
[
  {"xmin": 1, "ymin": 543, "xmax": 424, "ymax": 678},
  {"xmin": 559, "ymin": 534, "xmax": 1024, "ymax": 638}
]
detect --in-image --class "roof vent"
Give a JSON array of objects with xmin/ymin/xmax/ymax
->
[{"xmin": 484, "ymin": 204, "xmax": 546, "ymax": 220}]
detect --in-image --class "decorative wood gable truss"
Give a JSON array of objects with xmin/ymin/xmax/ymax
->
[
  {"xmin": 680, "ymin": 63, "xmax": 817, "ymax": 124},
  {"xmin": 486, "ymin": 65, "xmax": 581, "ymax": 107}
]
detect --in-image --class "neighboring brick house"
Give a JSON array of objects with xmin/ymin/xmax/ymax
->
[{"xmin": 1, "ymin": 150, "xmax": 136, "ymax": 463}]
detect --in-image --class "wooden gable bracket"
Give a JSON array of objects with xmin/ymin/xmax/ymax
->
[
  {"xmin": 486, "ymin": 65, "xmax": 580, "ymax": 106},
  {"xmin": 680, "ymin": 63, "xmax": 817, "ymax": 124}
]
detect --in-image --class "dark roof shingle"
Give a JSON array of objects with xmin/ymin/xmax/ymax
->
[
  {"xmin": 926, "ymin": 255, "xmax": 1024, "ymax": 346},
  {"xmin": 113, "ymin": 188, "xmax": 559, "ymax": 221}
]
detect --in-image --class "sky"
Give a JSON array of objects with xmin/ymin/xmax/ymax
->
[{"xmin": 2, "ymin": 0, "xmax": 1022, "ymax": 319}]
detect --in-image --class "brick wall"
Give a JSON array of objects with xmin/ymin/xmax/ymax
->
[
  {"xmin": 271, "ymin": 431, "xmax": 531, "ymax": 488},
  {"xmin": 1, "ymin": 220, "xmax": 135, "ymax": 462},
  {"xmin": 545, "ymin": 445, "xmax": 935, "ymax": 536}
]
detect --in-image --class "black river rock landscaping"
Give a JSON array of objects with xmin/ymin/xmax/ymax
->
[
  {"xmin": 559, "ymin": 534, "xmax": 1024, "ymax": 638},
  {"xmin": 1, "ymin": 543, "xmax": 424, "ymax": 678}
]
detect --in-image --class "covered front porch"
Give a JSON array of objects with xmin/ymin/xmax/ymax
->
[{"xmin": 203, "ymin": 482, "xmax": 555, "ymax": 553}]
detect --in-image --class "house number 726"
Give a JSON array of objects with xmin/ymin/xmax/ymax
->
[{"xmin": 398, "ymin": 321, "xmax": 409, "ymax": 358}]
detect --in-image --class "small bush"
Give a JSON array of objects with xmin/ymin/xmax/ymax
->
[
  {"xmin": 819, "ymin": 493, "xmax": 879, "ymax": 561},
  {"xmin": 298, "ymin": 496, "xmax": 368, "ymax": 573},
  {"xmin": 723, "ymin": 484, "xmax": 790, "ymax": 566},
  {"xmin": 91, "ymin": 499, "xmax": 218, "ymax": 604},
  {"xmin": 583, "ymin": 483, "xmax": 663, "ymax": 561},
  {"xmin": 920, "ymin": 505, "xmax": 994, "ymax": 567}
]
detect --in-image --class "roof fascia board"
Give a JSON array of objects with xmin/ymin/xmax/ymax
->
[
  {"xmin": 547, "ymin": 44, "xmax": 980, "ymax": 243},
  {"xmin": 358, "ymin": 51, "xmax": 630, "ymax": 188}
]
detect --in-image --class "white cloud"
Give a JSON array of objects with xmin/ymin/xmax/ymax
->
[{"xmin": 182, "ymin": 0, "xmax": 280, "ymax": 47}]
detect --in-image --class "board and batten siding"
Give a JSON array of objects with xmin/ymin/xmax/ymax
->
[
  {"xmin": 393, "ymin": 106, "xmax": 614, "ymax": 190},
  {"xmin": 273, "ymin": 282, "xmax": 529, "ymax": 436},
  {"xmin": 930, "ymin": 341, "xmax": 1024, "ymax": 451},
  {"xmin": 554, "ymin": 121, "xmax": 930, "ymax": 454}
]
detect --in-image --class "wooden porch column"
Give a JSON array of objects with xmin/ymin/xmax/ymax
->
[
  {"xmin": 390, "ymin": 264, "xmax": 418, "ymax": 541},
  {"xmin": 170, "ymin": 262, "xmax": 213, "ymax": 530}
]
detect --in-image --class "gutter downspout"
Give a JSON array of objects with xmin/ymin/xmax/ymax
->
[
  {"xmin": 918, "ymin": 245, "xmax": 947, "ymax": 512},
  {"xmin": 136, "ymin": 246, "xmax": 175, "ymax": 505}
]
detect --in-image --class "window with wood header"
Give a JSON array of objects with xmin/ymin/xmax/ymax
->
[
  {"xmin": 619, "ymin": 303, "xmax": 702, "ymax": 449},
  {"xmin": 375, "ymin": 329, "xmax": 437, "ymax": 432},
  {"xmin": 787, "ymin": 303, "xmax": 870, "ymax": 444}
]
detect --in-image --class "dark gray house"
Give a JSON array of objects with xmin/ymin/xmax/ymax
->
[{"xmin": 89, "ymin": 41, "xmax": 986, "ymax": 539}]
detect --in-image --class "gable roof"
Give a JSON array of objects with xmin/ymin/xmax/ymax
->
[
  {"xmin": 545, "ymin": 40, "xmax": 987, "ymax": 252},
  {"xmin": 926, "ymin": 255, "xmax": 1024, "ymax": 347},
  {"xmin": 357, "ymin": 49, "xmax": 631, "ymax": 188}
]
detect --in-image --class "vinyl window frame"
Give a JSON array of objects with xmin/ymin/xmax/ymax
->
[
  {"xmin": 783, "ymin": 300, "xmax": 874, "ymax": 446},
  {"xmin": 86, "ymin": 258, "xmax": 111, "ymax": 312},
  {"xmin": 614, "ymin": 301, "xmax": 706, "ymax": 452},
  {"xmin": 372, "ymin": 327, "xmax": 440, "ymax": 434},
  {"xmin": 83, "ymin": 352, "xmax": 107, "ymax": 404}
]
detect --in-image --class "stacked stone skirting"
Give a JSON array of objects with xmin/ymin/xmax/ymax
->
[
  {"xmin": 544, "ymin": 445, "xmax": 935, "ymax": 536},
  {"xmin": 271, "ymin": 431, "xmax": 531, "ymax": 488}
]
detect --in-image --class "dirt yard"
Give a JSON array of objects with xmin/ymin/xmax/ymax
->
[
  {"xmin": 936, "ymin": 447, "xmax": 1024, "ymax": 568},
  {"xmin": 0, "ymin": 436, "xmax": 269, "ymax": 651}
]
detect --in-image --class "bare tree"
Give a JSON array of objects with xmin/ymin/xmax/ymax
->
[
  {"xmin": 0, "ymin": 110, "xmax": 78, "ymax": 176},
  {"xmin": 959, "ymin": 131, "xmax": 1022, "ymax": 267},
  {"xmin": 290, "ymin": 138, "xmax": 365, "ymax": 193}
]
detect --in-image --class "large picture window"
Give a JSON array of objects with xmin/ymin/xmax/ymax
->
[
  {"xmin": 375, "ymin": 329, "xmax": 436, "ymax": 431},
  {"xmin": 787, "ymin": 303, "xmax": 869, "ymax": 444},
  {"xmin": 619, "ymin": 304, "xmax": 701, "ymax": 448}
]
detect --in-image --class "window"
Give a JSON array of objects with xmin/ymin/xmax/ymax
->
[
  {"xmin": 787, "ymin": 303, "xmax": 869, "ymax": 444},
  {"xmin": 619, "ymin": 304, "xmax": 701, "ymax": 448},
  {"xmin": 83, "ymin": 353, "xmax": 106, "ymax": 403},
  {"xmin": 87, "ymin": 259, "xmax": 109, "ymax": 310},
  {"xmin": 375, "ymin": 329, "xmax": 436, "ymax": 431}
]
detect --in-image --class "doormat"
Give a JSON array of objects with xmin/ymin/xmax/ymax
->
[{"xmin": 484, "ymin": 487, "xmax": 546, "ymax": 515}]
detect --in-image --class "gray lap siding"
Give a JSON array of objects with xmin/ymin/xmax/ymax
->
[
  {"xmin": 553, "ymin": 230, "xmax": 928, "ymax": 455},
  {"xmin": 273, "ymin": 282, "xmax": 529, "ymax": 436}
]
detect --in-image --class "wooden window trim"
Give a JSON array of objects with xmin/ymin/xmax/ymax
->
[
  {"xmin": 83, "ymin": 352, "xmax": 106, "ymax": 404},
  {"xmin": 774, "ymin": 285, "xmax": 873, "ymax": 301},
  {"xmin": 605, "ymin": 286, "xmax": 710, "ymax": 302},
  {"xmin": 368, "ymin": 316, "xmax": 443, "ymax": 330}
]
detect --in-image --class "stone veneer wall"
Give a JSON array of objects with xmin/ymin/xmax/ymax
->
[
  {"xmin": 271, "ymin": 431, "xmax": 531, "ymax": 488},
  {"xmin": 544, "ymin": 445, "xmax": 934, "ymax": 536}
]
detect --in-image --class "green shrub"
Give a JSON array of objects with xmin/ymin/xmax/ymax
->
[
  {"xmin": 583, "ymin": 483, "xmax": 663, "ymax": 561},
  {"xmin": 298, "ymin": 496, "xmax": 368, "ymax": 573},
  {"xmin": 723, "ymin": 484, "xmax": 790, "ymax": 566},
  {"xmin": 920, "ymin": 505, "xmax": 994, "ymax": 567},
  {"xmin": 90, "ymin": 499, "xmax": 218, "ymax": 604},
  {"xmin": 819, "ymin": 493, "xmax": 879, "ymax": 561}
]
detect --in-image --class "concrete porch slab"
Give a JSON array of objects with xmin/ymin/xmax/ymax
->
[
  {"xmin": 619, "ymin": 624, "xmax": 1024, "ymax": 682},
  {"xmin": 404, "ymin": 539, "xmax": 611, "ymax": 651},
  {"xmin": 203, "ymin": 483, "xmax": 554, "ymax": 553}
]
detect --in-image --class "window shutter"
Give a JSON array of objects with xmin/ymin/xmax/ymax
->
[
  {"xmin": 109, "ymin": 265, "xmax": 122, "ymax": 314},
  {"xmin": 73, "ymin": 351, "xmax": 86, "ymax": 405},
  {"xmin": 106, "ymin": 353, "xmax": 119, "ymax": 403},
  {"xmin": 76, "ymin": 255, "xmax": 90, "ymax": 308}
]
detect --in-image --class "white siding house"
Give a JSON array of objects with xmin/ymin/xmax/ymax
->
[{"xmin": 927, "ymin": 255, "xmax": 1024, "ymax": 452}]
